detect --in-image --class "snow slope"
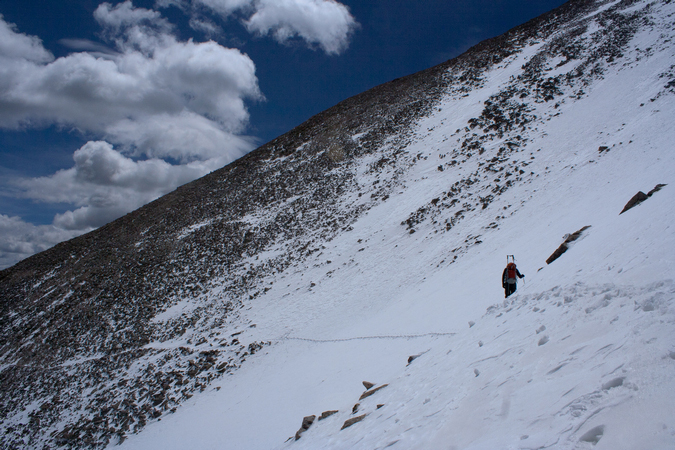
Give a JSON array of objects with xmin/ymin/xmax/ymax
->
[{"xmin": 115, "ymin": 0, "xmax": 675, "ymax": 449}]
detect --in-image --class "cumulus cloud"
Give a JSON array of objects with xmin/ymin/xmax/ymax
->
[
  {"xmin": 0, "ymin": 4, "xmax": 264, "ymax": 267},
  {"xmin": 15, "ymin": 140, "xmax": 226, "ymax": 231},
  {"xmin": 158, "ymin": 0, "xmax": 358, "ymax": 54},
  {"xmin": 188, "ymin": 17, "xmax": 223, "ymax": 37},
  {"xmin": 0, "ymin": 214, "xmax": 84, "ymax": 270},
  {"xmin": 245, "ymin": 0, "xmax": 358, "ymax": 54},
  {"xmin": 196, "ymin": 0, "xmax": 254, "ymax": 17},
  {"xmin": 105, "ymin": 112, "xmax": 255, "ymax": 162},
  {"xmin": 94, "ymin": 1, "xmax": 175, "ymax": 52},
  {"xmin": 0, "ymin": 14, "xmax": 54, "ymax": 63},
  {"xmin": 0, "ymin": 3, "xmax": 261, "ymax": 158}
]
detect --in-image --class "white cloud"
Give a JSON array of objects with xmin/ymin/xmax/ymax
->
[
  {"xmin": 58, "ymin": 38, "xmax": 118, "ymax": 57},
  {"xmin": 0, "ymin": 4, "xmax": 261, "ymax": 160},
  {"xmin": 0, "ymin": 4, "xmax": 265, "ymax": 267},
  {"xmin": 159, "ymin": 0, "xmax": 358, "ymax": 55},
  {"xmin": 105, "ymin": 112, "xmax": 255, "ymax": 162},
  {"xmin": 188, "ymin": 17, "xmax": 223, "ymax": 37},
  {"xmin": 15, "ymin": 140, "xmax": 226, "ymax": 231},
  {"xmin": 94, "ymin": 1, "xmax": 175, "ymax": 53},
  {"xmin": 0, "ymin": 214, "xmax": 83, "ymax": 270},
  {"xmin": 196, "ymin": 0, "xmax": 254, "ymax": 17},
  {"xmin": 245, "ymin": 0, "xmax": 358, "ymax": 55},
  {"xmin": 0, "ymin": 14, "xmax": 54, "ymax": 63}
]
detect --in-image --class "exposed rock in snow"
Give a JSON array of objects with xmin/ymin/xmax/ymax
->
[
  {"xmin": 1, "ymin": 0, "xmax": 674, "ymax": 448},
  {"xmin": 318, "ymin": 410, "xmax": 338, "ymax": 420},
  {"xmin": 341, "ymin": 414, "xmax": 366, "ymax": 430},
  {"xmin": 359, "ymin": 384, "xmax": 388, "ymax": 401},
  {"xmin": 294, "ymin": 415, "xmax": 315, "ymax": 440},
  {"xmin": 620, "ymin": 183, "xmax": 667, "ymax": 214},
  {"xmin": 546, "ymin": 225, "xmax": 591, "ymax": 264}
]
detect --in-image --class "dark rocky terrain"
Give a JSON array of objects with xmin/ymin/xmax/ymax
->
[{"xmin": 1, "ymin": 0, "xmax": 671, "ymax": 447}]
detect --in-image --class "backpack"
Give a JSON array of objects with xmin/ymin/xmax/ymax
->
[{"xmin": 506, "ymin": 263, "xmax": 517, "ymax": 282}]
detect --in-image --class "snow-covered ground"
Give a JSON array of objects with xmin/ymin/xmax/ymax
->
[{"xmin": 116, "ymin": 1, "xmax": 675, "ymax": 448}]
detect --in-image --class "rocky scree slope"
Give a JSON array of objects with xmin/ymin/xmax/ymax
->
[{"xmin": 1, "ymin": 0, "xmax": 674, "ymax": 447}]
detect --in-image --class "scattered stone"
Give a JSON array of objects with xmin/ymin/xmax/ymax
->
[
  {"xmin": 39, "ymin": 402, "xmax": 52, "ymax": 411},
  {"xmin": 468, "ymin": 321, "xmax": 475, "ymax": 328},
  {"xmin": 407, "ymin": 352, "xmax": 425, "ymax": 365},
  {"xmin": 546, "ymin": 226, "xmax": 591, "ymax": 264},
  {"xmin": 359, "ymin": 384, "xmax": 388, "ymax": 400},
  {"xmin": 318, "ymin": 410, "xmax": 338, "ymax": 421},
  {"xmin": 376, "ymin": 404, "xmax": 384, "ymax": 409},
  {"xmin": 352, "ymin": 403, "xmax": 360, "ymax": 414},
  {"xmin": 362, "ymin": 381, "xmax": 375, "ymax": 390},
  {"xmin": 294, "ymin": 415, "xmax": 316, "ymax": 440},
  {"xmin": 647, "ymin": 184, "xmax": 666, "ymax": 196},
  {"xmin": 620, "ymin": 191, "xmax": 649, "ymax": 214},
  {"xmin": 341, "ymin": 414, "xmax": 366, "ymax": 430},
  {"xmin": 620, "ymin": 184, "xmax": 667, "ymax": 214}
]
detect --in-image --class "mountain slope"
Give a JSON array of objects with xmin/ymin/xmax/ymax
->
[{"xmin": 1, "ymin": 0, "xmax": 675, "ymax": 448}]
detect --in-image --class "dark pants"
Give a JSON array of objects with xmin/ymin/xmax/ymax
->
[{"xmin": 504, "ymin": 282, "xmax": 517, "ymax": 298}]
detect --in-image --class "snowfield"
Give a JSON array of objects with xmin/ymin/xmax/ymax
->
[{"xmin": 116, "ymin": 0, "xmax": 675, "ymax": 448}]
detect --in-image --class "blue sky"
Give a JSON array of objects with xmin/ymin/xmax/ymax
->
[{"xmin": 0, "ymin": 0, "xmax": 567, "ymax": 268}]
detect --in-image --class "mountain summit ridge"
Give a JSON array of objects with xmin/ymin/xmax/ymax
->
[{"xmin": 2, "ymin": 0, "xmax": 675, "ymax": 448}]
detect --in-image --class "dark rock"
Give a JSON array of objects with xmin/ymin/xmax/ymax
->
[
  {"xmin": 341, "ymin": 414, "xmax": 366, "ymax": 430},
  {"xmin": 294, "ymin": 415, "xmax": 316, "ymax": 440},
  {"xmin": 619, "ymin": 184, "xmax": 667, "ymax": 214},
  {"xmin": 352, "ymin": 403, "xmax": 360, "ymax": 414},
  {"xmin": 359, "ymin": 384, "xmax": 389, "ymax": 400},
  {"xmin": 362, "ymin": 381, "xmax": 375, "ymax": 390},
  {"xmin": 318, "ymin": 410, "xmax": 338, "ymax": 420},
  {"xmin": 647, "ymin": 183, "xmax": 666, "ymax": 197},
  {"xmin": 546, "ymin": 226, "xmax": 591, "ymax": 264},
  {"xmin": 407, "ymin": 353, "xmax": 423, "ymax": 365},
  {"xmin": 620, "ymin": 191, "xmax": 649, "ymax": 214}
]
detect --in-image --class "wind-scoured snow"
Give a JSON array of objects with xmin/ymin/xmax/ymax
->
[
  {"xmin": 1, "ymin": 0, "xmax": 674, "ymax": 448},
  {"xmin": 115, "ymin": 0, "xmax": 675, "ymax": 449}
]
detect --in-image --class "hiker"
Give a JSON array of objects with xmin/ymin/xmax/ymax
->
[{"xmin": 502, "ymin": 259, "xmax": 524, "ymax": 298}]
